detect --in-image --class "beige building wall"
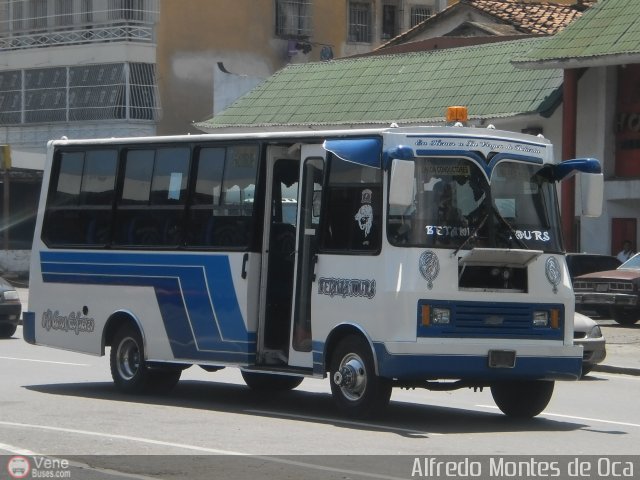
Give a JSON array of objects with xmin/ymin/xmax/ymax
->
[
  {"xmin": 157, "ymin": 0, "xmax": 346, "ymax": 134},
  {"xmin": 156, "ymin": 0, "xmax": 445, "ymax": 134}
]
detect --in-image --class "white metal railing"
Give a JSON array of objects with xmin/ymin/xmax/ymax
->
[
  {"xmin": 0, "ymin": 62, "xmax": 159, "ymax": 125},
  {"xmin": 0, "ymin": 0, "xmax": 158, "ymax": 50},
  {"xmin": 0, "ymin": 23, "xmax": 153, "ymax": 48}
]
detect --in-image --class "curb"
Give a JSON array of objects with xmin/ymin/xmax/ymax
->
[{"xmin": 593, "ymin": 364, "xmax": 640, "ymax": 376}]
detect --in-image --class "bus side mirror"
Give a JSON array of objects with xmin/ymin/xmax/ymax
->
[
  {"xmin": 389, "ymin": 159, "xmax": 415, "ymax": 209},
  {"xmin": 578, "ymin": 172, "xmax": 603, "ymax": 217}
]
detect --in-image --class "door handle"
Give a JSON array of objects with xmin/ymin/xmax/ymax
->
[{"xmin": 241, "ymin": 253, "xmax": 249, "ymax": 279}]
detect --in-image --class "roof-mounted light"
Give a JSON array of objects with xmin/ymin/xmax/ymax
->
[{"xmin": 446, "ymin": 106, "xmax": 468, "ymax": 125}]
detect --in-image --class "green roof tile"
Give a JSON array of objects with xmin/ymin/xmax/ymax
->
[
  {"xmin": 198, "ymin": 38, "xmax": 563, "ymax": 130},
  {"xmin": 514, "ymin": 0, "xmax": 640, "ymax": 66}
]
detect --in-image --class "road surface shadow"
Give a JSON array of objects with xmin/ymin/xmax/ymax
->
[{"xmin": 24, "ymin": 379, "xmax": 591, "ymax": 437}]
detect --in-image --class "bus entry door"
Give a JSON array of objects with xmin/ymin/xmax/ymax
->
[{"xmin": 288, "ymin": 145, "xmax": 325, "ymax": 368}]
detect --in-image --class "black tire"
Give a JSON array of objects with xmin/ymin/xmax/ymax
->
[
  {"xmin": 610, "ymin": 307, "xmax": 639, "ymax": 326},
  {"xmin": 490, "ymin": 380, "xmax": 554, "ymax": 418},
  {"xmin": 329, "ymin": 335, "xmax": 392, "ymax": 418},
  {"xmin": 110, "ymin": 324, "xmax": 181, "ymax": 394},
  {"xmin": 0, "ymin": 323, "xmax": 17, "ymax": 339},
  {"xmin": 241, "ymin": 371, "xmax": 303, "ymax": 391}
]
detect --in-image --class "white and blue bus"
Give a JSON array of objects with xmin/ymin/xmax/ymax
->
[{"xmin": 24, "ymin": 112, "xmax": 603, "ymax": 418}]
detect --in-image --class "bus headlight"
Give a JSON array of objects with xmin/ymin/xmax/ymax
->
[
  {"xmin": 533, "ymin": 311, "xmax": 549, "ymax": 327},
  {"xmin": 533, "ymin": 309, "xmax": 561, "ymax": 328},
  {"xmin": 432, "ymin": 307, "xmax": 451, "ymax": 325}
]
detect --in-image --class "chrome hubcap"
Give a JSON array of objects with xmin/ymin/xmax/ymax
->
[
  {"xmin": 333, "ymin": 353, "xmax": 367, "ymax": 401},
  {"xmin": 116, "ymin": 336, "xmax": 140, "ymax": 381}
]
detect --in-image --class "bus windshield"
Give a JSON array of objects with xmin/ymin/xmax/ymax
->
[{"xmin": 387, "ymin": 156, "xmax": 562, "ymax": 253}]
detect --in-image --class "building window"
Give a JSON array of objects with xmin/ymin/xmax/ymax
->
[
  {"xmin": 348, "ymin": 1, "xmax": 372, "ymax": 43},
  {"xmin": 381, "ymin": 4, "xmax": 396, "ymax": 39},
  {"xmin": 109, "ymin": 0, "xmax": 144, "ymax": 21},
  {"xmin": 11, "ymin": 1, "xmax": 25, "ymax": 32},
  {"xmin": 81, "ymin": 0, "xmax": 93, "ymax": 23},
  {"xmin": 55, "ymin": 0, "xmax": 74, "ymax": 27},
  {"xmin": 275, "ymin": 0, "xmax": 312, "ymax": 38},
  {"xmin": 410, "ymin": 5, "xmax": 432, "ymax": 27},
  {"xmin": 30, "ymin": 0, "xmax": 48, "ymax": 29}
]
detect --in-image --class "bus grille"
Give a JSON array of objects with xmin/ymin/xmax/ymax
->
[{"xmin": 417, "ymin": 300, "xmax": 564, "ymax": 339}]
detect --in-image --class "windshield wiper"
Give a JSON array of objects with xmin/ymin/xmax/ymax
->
[
  {"xmin": 452, "ymin": 212, "xmax": 488, "ymax": 257},
  {"xmin": 492, "ymin": 205, "xmax": 528, "ymax": 249}
]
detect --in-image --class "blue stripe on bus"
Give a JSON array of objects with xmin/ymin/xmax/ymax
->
[
  {"xmin": 40, "ymin": 251, "xmax": 255, "ymax": 363},
  {"xmin": 310, "ymin": 339, "xmax": 580, "ymax": 380},
  {"xmin": 373, "ymin": 343, "xmax": 581, "ymax": 381}
]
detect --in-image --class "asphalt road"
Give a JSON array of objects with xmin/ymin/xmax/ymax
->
[
  {"xmin": 1, "ymin": 323, "xmax": 640, "ymax": 479},
  {"xmin": 2, "ymin": 288, "xmax": 639, "ymax": 479}
]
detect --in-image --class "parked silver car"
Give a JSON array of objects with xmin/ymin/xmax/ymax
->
[{"xmin": 574, "ymin": 312, "xmax": 606, "ymax": 376}]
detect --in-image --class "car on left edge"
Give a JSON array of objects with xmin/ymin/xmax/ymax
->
[{"xmin": 0, "ymin": 276, "xmax": 22, "ymax": 338}]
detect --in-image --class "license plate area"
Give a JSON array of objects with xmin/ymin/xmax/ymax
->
[{"xmin": 488, "ymin": 350, "xmax": 516, "ymax": 368}]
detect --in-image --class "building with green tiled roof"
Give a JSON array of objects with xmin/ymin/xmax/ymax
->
[
  {"xmin": 513, "ymin": 0, "xmax": 640, "ymax": 256},
  {"xmin": 513, "ymin": 0, "xmax": 640, "ymax": 69},
  {"xmin": 196, "ymin": 37, "xmax": 564, "ymax": 133},
  {"xmin": 197, "ymin": 0, "xmax": 640, "ymax": 259}
]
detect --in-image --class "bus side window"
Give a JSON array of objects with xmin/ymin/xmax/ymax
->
[
  {"xmin": 150, "ymin": 147, "xmax": 190, "ymax": 246},
  {"xmin": 320, "ymin": 155, "xmax": 382, "ymax": 253},
  {"xmin": 114, "ymin": 149, "xmax": 155, "ymax": 246},
  {"xmin": 42, "ymin": 149, "xmax": 118, "ymax": 247},
  {"xmin": 113, "ymin": 147, "xmax": 190, "ymax": 247},
  {"xmin": 187, "ymin": 145, "xmax": 259, "ymax": 249}
]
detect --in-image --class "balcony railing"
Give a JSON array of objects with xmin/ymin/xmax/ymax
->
[{"xmin": 0, "ymin": 0, "xmax": 158, "ymax": 50}]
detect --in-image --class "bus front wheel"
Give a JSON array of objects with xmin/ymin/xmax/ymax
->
[
  {"xmin": 110, "ymin": 324, "xmax": 181, "ymax": 394},
  {"xmin": 490, "ymin": 380, "xmax": 554, "ymax": 418},
  {"xmin": 329, "ymin": 335, "xmax": 392, "ymax": 418}
]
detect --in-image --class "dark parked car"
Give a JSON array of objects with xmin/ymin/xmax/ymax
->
[
  {"xmin": 567, "ymin": 253, "xmax": 621, "ymax": 317},
  {"xmin": 0, "ymin": 276, "xmax": 22, "ymax": 338},
  {"xmin": 566, "ymin": 253, "xmax": 621, "ymax": 283},
  {"xmin": 573, "ymin": 253, "xmax": 640, "ymax": 325}
]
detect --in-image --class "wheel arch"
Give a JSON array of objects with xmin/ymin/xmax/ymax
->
[
  {"xmin": 101, "ymin": 310, "xmax": 146, "ymax": 356},
  {"xmin": 323, "ymin": 323, "xmax": 380, "ymax": 375}
]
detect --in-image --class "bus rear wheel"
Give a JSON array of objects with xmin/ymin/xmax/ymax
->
[
  {"xmin": 241, "ymin": 371, "xmax": 303, "ymax": 391},
  {"xmin": 490, "ymin": 380, "xmax": 554, "ymax": 418},
  {"xmin": 329, "ymin": 335, "xmax": 392, "ymax": 418},
  {"xmin": 110, "ymin": 324, "xmax": 181, "ymax": 394}
]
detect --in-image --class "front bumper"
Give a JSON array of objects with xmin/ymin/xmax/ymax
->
[
  {"xmin": 0, "ymin": 302, "xmax": 22, "ymax": 326},
  {"xmin": 373, "ymin": 342, "xmax": 583, "ymax": 381},
  {"xmin": 575, "ymin": 292, "xmax": 638, "ymax": 308},
  {"xmin": 575, "ymin": 337, "xmax": 606, "ymax": 366}
]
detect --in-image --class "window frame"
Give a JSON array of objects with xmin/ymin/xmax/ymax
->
[
  {"xmin": 275, "ymin": 0, "xmax": 312, "ymax": 39},
  {"xmin": 347, "ymin": 0, "xmax": 373, "ymax": 44}
]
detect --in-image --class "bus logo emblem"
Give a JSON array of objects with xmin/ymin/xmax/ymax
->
[
  {"xmin": 419, "ymin": 251, "xmax": 440, "ymax": 290},
  {"xmin": 545, "ymin": 257, "xmax": 562, "ymax": 293}
]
